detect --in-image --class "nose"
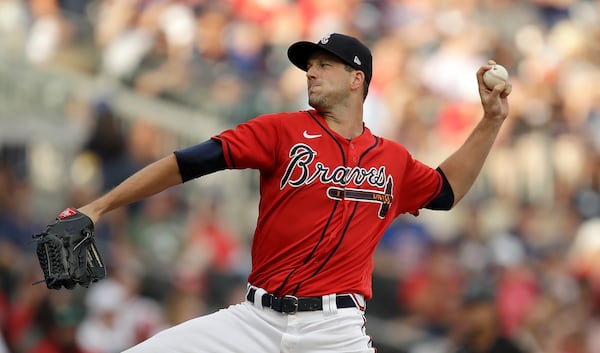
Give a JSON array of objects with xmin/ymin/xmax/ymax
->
[{"xmin": 306, "ymin": 65, "xmax": 317, "ymax": 79}]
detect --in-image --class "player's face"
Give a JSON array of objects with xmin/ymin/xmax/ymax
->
[{"xmin": 306, "ymin": 51, "xmax": 353, "ymax": 110}]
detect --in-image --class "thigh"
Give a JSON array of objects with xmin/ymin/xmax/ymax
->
[
  {"xmin": 122, "ymin": 302, "xmax": 285, "ymax": 353},
  {"xmin": 297, "ymin": 309, "xmax": 376, "ymax": 353}
]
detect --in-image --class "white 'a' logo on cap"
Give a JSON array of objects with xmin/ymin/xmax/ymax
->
[
  {"xmin": 319, "ymin": 33, "xmax": 332, "ymax": 44},
  {"xmin": 354, "ymin": 56, "xmax": 361, "ymax": 66}
]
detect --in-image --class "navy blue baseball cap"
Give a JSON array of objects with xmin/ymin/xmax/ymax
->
[{"xmin": 287, "ymin": 33, "xmax": 373, "ymax": 86}]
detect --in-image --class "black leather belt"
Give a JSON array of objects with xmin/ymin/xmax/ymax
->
[{"xmin": 246, "ymin": 288, "xmax": 357, "ymax": 314}]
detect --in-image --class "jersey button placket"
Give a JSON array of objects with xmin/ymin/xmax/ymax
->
[
  {"xmin": 349, "ymin": 142, "xmax": 358, "ymax": 165},
  {"xmin": 343, "ymin": 142, "xmax": 357, "ymax": 214}
]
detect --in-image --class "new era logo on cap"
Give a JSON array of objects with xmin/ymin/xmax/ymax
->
[{"xmin": 287, "ymin": 33, "xmax": 373, "ymax": 85}]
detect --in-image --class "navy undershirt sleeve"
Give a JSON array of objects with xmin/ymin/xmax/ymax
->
[
  {"xmin": 425, "ymin": 167, "xmax": 455, "ymax": 210},
  {"xmin": 173, "ymin": 139, "xmax": 227, "ymax": 183}
]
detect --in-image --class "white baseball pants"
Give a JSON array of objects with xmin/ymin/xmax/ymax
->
[{"xmin": 122, "ymin": 289, "xmax": 375, "ymax": 353}]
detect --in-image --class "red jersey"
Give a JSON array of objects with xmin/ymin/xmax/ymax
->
[{"xmin": 213, "ymin": 110, "xmax": 442, "ymax": 299}]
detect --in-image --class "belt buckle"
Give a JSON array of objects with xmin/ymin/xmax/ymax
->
[{"xmin": 281, "ymin": 295, "xmax": 299, "ymax": 314}]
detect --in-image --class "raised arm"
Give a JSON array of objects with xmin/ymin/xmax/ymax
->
[
  {"xmin": 438, "ymin": 60, "xmax": 512, "ymax": 207},
  {"xmin": 78, "ymin": 153, "xmax": 182, "ymax": 223}
]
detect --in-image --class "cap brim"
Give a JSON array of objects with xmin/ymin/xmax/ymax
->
[{"xmin": 287, "ymin": 41, "xmax": 321, "ymax": 72}]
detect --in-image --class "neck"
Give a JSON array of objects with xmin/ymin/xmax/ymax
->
[{"xmin": 318, "ymin": 103, "xmax": 364, "ymax": 140}]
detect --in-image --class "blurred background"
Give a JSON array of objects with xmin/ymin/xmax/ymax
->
[{"xmin": 0, "ymin": 0, "xmax": 600, "ymax": 352}]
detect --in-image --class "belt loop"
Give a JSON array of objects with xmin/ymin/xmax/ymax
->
[
  {"xmin": 322, "ymin": 294, "xmax": 331, "ymax": 316},
  {"xmin": 253, "ymin": 287, "xmax": 267, "ymax": 310},
  {"xmin": 329, "ymin": 294, "xmax": 338, "ymax": 315},
  {"xmin": 322, "ymin": 294, "xmax": 337, "ymax": 316}
]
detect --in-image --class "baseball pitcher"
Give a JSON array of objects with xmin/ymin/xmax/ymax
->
[{"xmin": 36, "ymin": 33, "xmax": 511, "ymax": 352}]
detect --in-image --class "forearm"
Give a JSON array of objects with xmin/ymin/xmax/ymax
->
[
  {"xmin": 438, "ymin": 116, "xmax": 504, "ymax": 206},
  {"xmin": 78, "ymin": 153, "xmax": 182, "ymax": 223}
]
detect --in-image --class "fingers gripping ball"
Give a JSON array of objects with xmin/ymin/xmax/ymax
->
[
  {"xmin": 33, "ymin": 208, "xmax": 107, "ymax": 290},
  {"xmin": 483, "ymin": 64, "xmax": 509, "ymax": 89}
]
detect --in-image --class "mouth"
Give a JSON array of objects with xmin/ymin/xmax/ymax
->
[{"xmin": 308, "ymin": 83, "xmax": 321, "ymax": 93}]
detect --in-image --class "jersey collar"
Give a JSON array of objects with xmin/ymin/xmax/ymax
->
[{"xmin": 309, "ymin": 110, "xmax": 375, "ymax": 146}]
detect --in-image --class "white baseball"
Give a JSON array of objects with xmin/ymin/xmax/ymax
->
[{"xmin": 483, "ymin": 64, "xmax": 509, "ymax": 89}]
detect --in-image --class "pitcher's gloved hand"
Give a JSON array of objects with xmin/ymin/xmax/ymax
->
[{"xmin": 33, "ymin": 208, "xmax": 106, "ymax": 289}]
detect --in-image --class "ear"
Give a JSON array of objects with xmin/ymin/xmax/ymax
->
[{"xmin": 350, "ymin": 71, "xmax": 365, "ymax": 91}]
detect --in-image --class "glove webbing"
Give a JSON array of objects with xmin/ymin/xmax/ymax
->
[{"xmin": 35, "ymin": 233, "xmax": 75, "ymax": 289}]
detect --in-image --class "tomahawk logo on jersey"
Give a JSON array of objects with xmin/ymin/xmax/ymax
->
[{"xmin": 213, "ymin": 110, "xmax": 442, "ymax": 299}]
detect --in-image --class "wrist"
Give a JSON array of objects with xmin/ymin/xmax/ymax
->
[
  {"xmin": 77, "ymin": 204, "xmax": 102, "ymax": 224},
  {"xmin": 482, "ymin": 113, "xmax": 506, "ymax": 126}
]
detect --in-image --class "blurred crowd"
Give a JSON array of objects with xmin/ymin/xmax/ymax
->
[{"xmin": 1, "ymin": 0, "xmax": 600, "ymax": 352}]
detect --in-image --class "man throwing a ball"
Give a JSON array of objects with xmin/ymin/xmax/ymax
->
[{"xmin": 69, "ymin": 33, "xmax": 511, "ymax": 352}]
